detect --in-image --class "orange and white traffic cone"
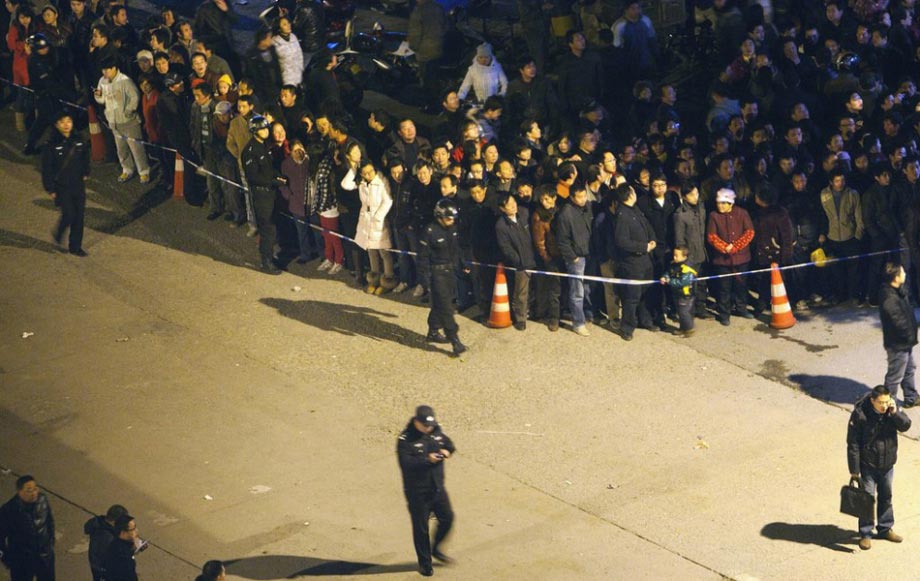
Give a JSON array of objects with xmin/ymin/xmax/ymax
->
[
  {"xmin": 173, "ymin": 152, "xmax": 184, "ymax": 199},
  {"xmin": 87, "ymin": 104, "xmax": 106, "ymax": 162},
  {"xmin": 770, "ymin": 262, "xmax": 796, "ymax": 329},
  {"xmin": 487, "ymin": 264, "xmax": 513, "ymax": 329}
]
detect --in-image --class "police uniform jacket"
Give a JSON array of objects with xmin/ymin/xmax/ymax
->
[
  {"xmin": 0, "ymin": 493, "xmax": 55, "ymax": 567},
  {"xmin": 41, "ymin": 132, "xmax": 90, "ymax": 195},
  {"xmin": 418, "ymin": 220, "xmax": 462, "ymax": 284},
  {"xmin": 242, "ymin": 139, "xmax": 281, "ymax": 190},
  {"xmin": 397, "ymin": 421, "xmax": 456, "ymax": 497}
]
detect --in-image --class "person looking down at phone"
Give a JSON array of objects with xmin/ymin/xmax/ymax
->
[{"xmin": 846, "ymin": 384, "xmax": 912, "ymax": 550}]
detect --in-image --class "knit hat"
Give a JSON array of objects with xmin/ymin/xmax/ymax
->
[
  {"xmin": 715, "ymin": 188, "xmax": 736, "ymax": 204},
  {"xmin": 42, "ymin": 4, "xmax": 57, "ymax": 15},
  {"xmin": 217, "ymin": 74, "xmax": 232, "ymax": 87},
  {"xmin": 135, "ymin": 50, "xmax": 153, "ymax": 62},
  {"xmin": 475, "ymin": 43, "xmax": 493, "ymax": 59}
]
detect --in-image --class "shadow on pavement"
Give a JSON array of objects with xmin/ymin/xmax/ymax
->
[
  {"xmin": 787, "ymin": 374, "xmax": 871, "ymax": 405},
  {"xmin": 225, "ymin": 555, "xmax": 419, "ymax": 578},
  {"xmin": 260, "ymin": 298, "xmax": 441, "ymax": 354},
  {"xmin": 760, "ymin": 522, "xmax": 857, "ymax": 553},
  {"xmin": 0, "ymin": 227, "xmax": 63, "ymax": 254}
]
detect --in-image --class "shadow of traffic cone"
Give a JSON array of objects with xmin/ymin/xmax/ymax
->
[
  {"xmin": 770, "ymin": 262, "xmax": 796, "ymax": 329},
  {"xmin": 173, "ymin": 152, "xmax": 184, "ymax": 199},
  {"xmin": 487, "ymin": 264, "xmax": 512, "ymax": 329},
  {"xmin": 87, "ymin": 104, "xmax": 106, "ymax": 162}
]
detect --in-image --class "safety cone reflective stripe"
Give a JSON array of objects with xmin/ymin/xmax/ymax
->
[
  {"xmin": 770, "ymin": 262, "xmax": 796, "ymax": 329},
  {"xmin": 173, "ymin": 153, "xmax": 184, "ymax": 199},
  {"xmin": 487, "ymin": 263, "xmax": 513, "ymax": 328},
  {"xmin": 87, "ymin": 105, "xmax": 106, "ymax": 162}
]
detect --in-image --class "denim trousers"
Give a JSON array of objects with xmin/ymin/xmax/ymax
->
[
  {"xmin": 859, "ymin": 466, "xmax": 895, "ymax": 538},
  {"xmin": 885, "ymin": 348, "xmax": 918, "ymax": 404}
]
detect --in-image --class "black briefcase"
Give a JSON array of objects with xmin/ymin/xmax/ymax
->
[{"xmin": 840, "ymin": 479, "xmax": 875, "ymax": 520}]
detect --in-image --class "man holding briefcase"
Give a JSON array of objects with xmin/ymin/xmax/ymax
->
[{"xmin": 846, "ymin": 385, "xmax": 912, "ymax": 550}]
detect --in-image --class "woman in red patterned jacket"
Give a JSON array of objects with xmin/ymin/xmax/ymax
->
[
  {"xmin": 707, "ymin": 187, "xmax": 755, "ymax": 326},
  {"xmin": 7, "ymin": 6, "xmax": 34, "ymax": 132}
]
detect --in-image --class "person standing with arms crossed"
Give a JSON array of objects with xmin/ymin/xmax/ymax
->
[{"xmin": 397, "ymin": 405, "xmax": 456, "ymax": 577}]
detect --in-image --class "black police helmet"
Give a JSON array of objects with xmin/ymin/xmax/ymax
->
[
  {"xmin": 835, "ymin": 51, "xmax": 860, "ymax": 72},
  {"xmin": 433, "ymin": 198, "xmax": 459, "ymax": 219},
  {"xmin": 248, "ymin": 115, "xmax": 271, "ymax": 134},
  {"xmin": 26, "ymin": 33, "xmax": 49, "ymax": 49},
  {"xmin": 163, "ymin": 71, "xmax": 183, "ymax": 87}
]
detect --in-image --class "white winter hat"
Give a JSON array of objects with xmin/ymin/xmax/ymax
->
[{"xmin": 715, "ymin": 188, "xmax": 736, "ymax": 204}]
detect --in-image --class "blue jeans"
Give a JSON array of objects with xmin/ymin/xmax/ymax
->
[
  {"xmin": 566, "ymin": 258, "xmax": 591, "ymax": 327},
  {"xmin": 859, "ymin": 466, "xmax": 895, "ymax": 538},
  {"xmin": 885, "ymin": 348, "xmax": 918, "ymax": 404},
  {"xmin": 294, "ymin": 218, "xmax": 318, "ymax": 260}
]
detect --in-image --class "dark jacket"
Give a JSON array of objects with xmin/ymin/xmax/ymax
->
[
  {"xmin": 461, "ymin": 196, "xmax": 499, "ymax": 260},
  {"xmin": 861, "ymin": 182, "xmax": 899, "ymax": 244},
  {"xmin": 243, "ymin": 45, "xmax": 283, "ymax": 104},
  {"xmin": 407, "ymin": 0, "xmax": 447, "ymax": 63},
  {"xmin": 102, "ymin": 537, "xmax": 137, "ymax": 581},
  {"xmin": 591, "ymin": 208, "xmax": 617, "ymax": 263},
  {"xmin": 156, "ymin": 88, "xmax": 194, "ymax": 157},
  {"xmin": 292, "ymin": 1, "xmax": 325, "ymax": 52},
  {"xmin": 672, "ymin": 202, "xmax": 708, "ymax": 265},
  {"xmin": 555, "ymin": 202, "xmax": 593, "ymax": 262},
  {"xmin": 410, "ymin": 178, "xmax": 440, "ymax": 232},
  {"xmin": 83, "ymin": 515, "xmax": 115, "ymax": 574},
  {"xmin": 280, "ymin": 154, "xmax": 312, "ymax": 217},
  {"xmin": 847, "ymin": 393, "xmax": 911, "ymax": 474},
  {"xmin": 41, "ymin": 131, "xmax": 90, "ymax": 195},
  {"xmin": 556, "ymin": 50, "xmax": 604, "ymax": 114},
  {"xmin": 397, "ymin": 421, "xmax": 456, "ymax": 497},
  {"xmin": 0, "ymin": 493, "xmax": 55, "ymax": 567},
  {"xmin": 751, "ymin": 205, "xmax": 794, "ymax": 266},
  {"xmin": 242, "ymin": 139, "xmax": 282, "ymax": 189},
  {"xmin": 532, "ymin": 205, "xmax": 561, "ymax": 263},
  {"xmin": 636, "ymin": 192, "xmax": 679, "ymax": 250},
  {"xmin": 613, "ymin": 204, "xmax": 654, "ymax": 272},
  {"xmin": 495, "ymin": 208, "xmax": 537, "ymax": 269},
  {"xmin": 880, "ymin": 284, "xmax": 918, "ymax": 352}
]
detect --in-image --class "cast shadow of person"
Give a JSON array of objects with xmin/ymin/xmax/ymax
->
[
  {"xmin": 0, "ymin": 227, "xmax": 63, "ymax": 254},
  {"xmin": 760, "ymin": 522, "xmax": 858, "ymax": 553},
  {"xmin": 225, "ymin": 555, "xmax": 420, "ymax": 578},
  {"xmin": 787, "ymin": 374, "xmax": 871, "ymax": 405},
  {"xmin": 260, "ymin": 298, "xmax": 443, "ymax": 354}
]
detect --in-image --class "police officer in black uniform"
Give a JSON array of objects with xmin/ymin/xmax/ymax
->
[
  {"xmin": 418, "ymin": 198, "xmax": 468, "ymax": 356},
  {"xmin": 42, "ymin": 110, "xmax": 91, "ymax": 256},
  {"xmin": 397, "ymin": 405, "xmax": 456, "ymax": 577},
  {"xmin": 241, "ymin": 115, "xmax": 288, "ymax": 275},
  {"xmin": 24, "ymin": 33, "xmax": 74, "ymax": 155}
]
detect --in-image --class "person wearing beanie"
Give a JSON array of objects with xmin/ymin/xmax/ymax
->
[
  {"xmin": 706, "ymin": 187, "xmax": 755, "ymax": 325},
  {"xmin": 457, "ymin": 42, "xmax": 507, "ymax": 103}
]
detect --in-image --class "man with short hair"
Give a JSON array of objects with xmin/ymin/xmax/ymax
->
[
  {"xmin": 95, "ymin": 59, "xmax": 151, "ymax": 183},
  {"xmin": 42, "ymin": 111, "xmax": 91, "ymax": 257},
  {"xmin": 613, "ymin": 183, "xmax": 656, "ymax": 340},
  {"xmin": 557, "ymin": 30, "xmax": 604, "ymax": 120},
  {"xmin": 557, "ymin": 185, "xmax": 594, "ymax": 335},
  {"xmin": 397, "ymin": 405, "xmax": 456, "ymax": 576},
  {"xmin": 495, "ymin": 193, "xmax": 536, "ymax": 330},
  {"xmin": 386, "ymin": 119, "xmax": 431, "ymax": 170},
  {"xmin": 818, "ymin": 167, "xmax": 864, "ymax": 304},
  {"xmin": 84, "ymin": 504, "xmax": 129, "ymax": 581},
  {"xmin": 102, "ymin": 515, "xmax": 139, "ymax": 581},
  {"xmin": 847, "ymin": 384, "xmax": 911, "ymax": 550},
  {"xmin": 879, "ymin": 262, "xmax": 919, "ymax": 407},
  {"xmin": 0, "ymin": 475, "xmax": 56, "ymax": 581}
]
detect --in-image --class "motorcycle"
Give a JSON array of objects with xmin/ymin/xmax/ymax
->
[{"xmin": 259, "ymin": 0, "xmax": 356, "ymax": 44}]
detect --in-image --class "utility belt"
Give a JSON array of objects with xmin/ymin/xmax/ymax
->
[{"xmin": 431, "ymin": 263, "xmax": 454, "ymax": 272}]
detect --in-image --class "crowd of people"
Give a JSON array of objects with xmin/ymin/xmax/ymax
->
[{"xmin": 5, "ymin": 0, "xmax": 920, "ymax": 342}]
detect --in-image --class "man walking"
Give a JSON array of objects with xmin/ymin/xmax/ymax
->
[
  {"xmin": 879, "ymin": 263, "xmax": 919, "ymax": 407},
  {"xmin": 397, "ymin": 405, "xmax": 456, "ymax": 577},
  {"xmin": 847, "ymin": 385, "xmax": 911, "ymax": 550},
  {"xmin": 0, "ymin": 475, "xmax": 56, "ymax": 581},
  {"xmin": 84, "ymin": 504, "xmax": 129, "ymax": 581},
  {"xmin": 102, "ymin": 515, "xmax": 140, "ymax": 581},
  {"xmin": 42, "ymin": 111, "xmax": 90, "ymax": 257}
]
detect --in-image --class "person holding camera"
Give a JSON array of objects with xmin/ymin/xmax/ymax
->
[
  {"xmin": 397, "ymin": 405, "xmax": 456, "ymax": 577},
  {"xmin": 846, "ymin": 384, "xmax": 912, "ymax": 550}
]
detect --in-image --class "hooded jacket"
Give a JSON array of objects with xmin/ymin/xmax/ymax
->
[
  {"xmin": 457, "ymin": 45, "xmax": 508, "ymax": 103},
  {"xmin": 83, "ymin": 515, "xmax": 116, "ymax": 573},
  {"xmin": 847, "ymin": 393, "xmax": 911, "ymax": 474}
]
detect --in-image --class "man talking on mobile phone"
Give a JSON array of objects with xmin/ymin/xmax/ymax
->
[
  {"xmin": 397, "ymin": 405, "xmax": 456, "ymax": 576},
  {"xmin": 846, "ymin": 385, "xmax": 912, "ymax": 550}
]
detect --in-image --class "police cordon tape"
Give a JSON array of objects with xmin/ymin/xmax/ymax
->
[{"xmin": 2, "ymin": 77, "xmax": 907, "ymax": 287}]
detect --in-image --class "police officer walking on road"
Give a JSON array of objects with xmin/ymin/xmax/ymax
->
[
  {"xmin": 242, "ymin": 115, "xmax": 287, "ymax": 275},
  {"xmin": 847, "ymin": 384, "xmax": 912, "ymax": 550},
  {"xmin": 418, "ymin": 198, "xmax": 467, "ymax": 357},
  {"xmin": 397, "ymin": 405, "xmax": 456, "ymax": 577},
  {"xmin": 42, "ymin": 111, "xmax": 91, "ymax": 257}
]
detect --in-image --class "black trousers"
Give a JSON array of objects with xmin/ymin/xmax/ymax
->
[
  {"xmin": 714, "ymin": 263, "xmax": 749, "ymax": 319},
  {"xmin": 823, "ymin": 238, "xmax": 862, "ymax": 301},
  {"xmin": 617, "ymin": 260, "xmax": 653, "ymax": 335},
  {"xmin": 55, "ymin": 187, "xmax": 86, "ymax": 252},
  {"xmin": 251, "ymin": 187, "xmax": 277, "ymax": 264},
  {"xmin": 406, "ymin": 489, "xmax": 453, "ymax": 570},
  {"xmin": 9, "ymin": 553, "xmax": 55, "ymax": 581},
  {"xmin": 27, "ymin": 95, "xmax": 61, "ymax": 149},
  {"xmin": 428, "ymin": 266, "xmax": 459, "ymax": 336}
]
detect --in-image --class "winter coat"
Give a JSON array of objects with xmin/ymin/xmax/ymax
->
[
  {"xmin": 880, "ymin": 283, "xmax": 918, "ymax": 352},
  {"xmin": 672, "ymin": 202, "xmax": 708, "ymax": 265},
  {"xmin": 751, "ymin": 205, "xmax": 794, "ymax": 266},
  {"xmin": 495, "ymin": 208, "xmax": 536, "ymax": 269},
  {"xmin": 274, "ymin": 33, "xmax": 305, "ymax": 87},
  {"xmin": 95, "ymin": 70, "xmax": 142, "ymax": 125},
  {"xmin": 243, "ymin": 45, "xmax": 283, "ymax": 104},
  {"xmin": 847, "ymin": 393, "xmax": 911, "ymax": 474},
  {"xmin": 556, "ymin": 49, "xmax": 604, "ymax": 114},
  {"xmin": 457, "ymin": 59, "xmax": 508, "ymax": 103},
  {"xmin": 141, "ymin": 90, "xmax": 161, "ymax": 144},
  {"xmin": 532, "ymin": 205, "xmax": 561, "ymax": 262},
  {"xmin": 637, "ymin": 192, "xmax": 679, "ymax": 249},
  {"xmin": 7, "ymin": 25, "xmax": 30, "ymax": 86},
  {"xmin": 0, "ymin": 492, "xmax": 55, "ymax": 567},
  {"xmin": 156, "ymin": 89, "xmax": 194, "ymax": 157},
  {"xmin": 102, "ymin": 537, "xmax": 138, "ymax": 581},
  {"xmin": 292, "ymin": 1, "xmax": 325, "ymax": 52},
  {"xmin": 226, "ymin": 112, "xmax": 252, "ymax": 161},
  {"xmin": 351, "ymin": 170, "xmax": 393, "ymax": 249},
  {"xmin": 83, "ymin": 515, "xmax": 116, "ymax": 574},
  {"xmin": 280, "ymin": 152, "xmax": 312, "ymax": 217},
  {"xmin": 861, "ymin": 183, "xmax": 898, "ymax": 243},
  {"xmin": 555, "ymin": 202, "xmax": 593, "ymax": 263},
  {"xmin": 397, "ymin": 420, "xmax": 456, "ymax": 497},
  {"xmin": 190, "ymin": 99, "xmax": 218, "ymax": 158},
  {"xmin": 313, "ymin": 154, "xmax": 339, "ymax": 216},
  {"xmin": 819, "ymin": 186, "xmax": 864, "ymax": 242},
  {"xmin": 613, "ymin": 204, "xmax": 655, "ymax": 267},
  {"xmin": 407, "ymin": 0, "xmax": 447, "ymax": 63},
  {"xmin": 707, "ymin": 207, "xmax": 755, "ymax": 267}
]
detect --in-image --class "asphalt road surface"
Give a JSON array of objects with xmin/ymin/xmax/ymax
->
[{"xmin": 4, "ymin": 114, "xmax": 920, "ymax": 581}]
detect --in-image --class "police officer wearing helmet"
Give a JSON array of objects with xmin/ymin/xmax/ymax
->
[
  {"xmin": 242, "ymin": 115, "xmax": 288, "ymax": 274},
  {"xmin": 419, "ymin": 197, "xmax": 467, "ymax": 356},
  {"xmin": 397, "ymin": 405, "xmax": 456, "ymax": 577},
  {"xmin": 24, "ymin": 33, "xmax": 74, "ymax": 155}
]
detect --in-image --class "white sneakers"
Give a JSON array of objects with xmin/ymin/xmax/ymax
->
[
  {"xmin": 411, "ymin": 284, "xmax": 425, "ymax": 298},
  {"xmin": 573, "ymin": 325, "xmax": 590, "ymax": 337},
  {"xmin": 328, "ymin": 263, "xmax": 343, "ymax": 275},
  {"xmin": 317, "ymin": 259, "xmax": 333, "ymax": 271},
  {"xmin": 393, "ymin": 282, "xmax": 409, "ymax": 293}
]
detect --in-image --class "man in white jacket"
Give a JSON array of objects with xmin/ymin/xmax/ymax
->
[{"xmin": 94, "ymin": 62, "xmax": 151, "ymax": 183}]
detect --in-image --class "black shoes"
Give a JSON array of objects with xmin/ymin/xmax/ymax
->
[
  {"xmin": 432, "ymin": 549, "xmax": 453, "ymax": 564},
  {"xmin": 513, "ymin": 321, "xmax": 526, "ymax": 331},
  {"xmin": 260, "ymin": 260, "xmax": 282, "ymax": 275},
  {"xmin": 51, "ymin": 228, "xmax": 62, "ymax": 246},
  {"xmin": 419, "ymin": 564, "xmax": 433, "ymax": 576},
  {"xmin": 732, "ymin": 309, "xmax": 754, "ymax": 319},
  {"xmin": 426, "ymin": 330, "xmax": 450, "ymax": 344},
  {"xmin": 69, "ymin": 249, "xmax": 88, "ymax": 257},
  {"xmin": 450, "ymin": 337, "xmax": 467, "ymax": 356},
  {"xmin": 206, "ymin": 211, "xmax": 222, "ymax": 221},
  {"xmin": 903, "ymin": 400, "xmax": 919, "ymax": 409}
]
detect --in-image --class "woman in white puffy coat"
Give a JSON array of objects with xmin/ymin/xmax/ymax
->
[
  {"xmin": 457, "ymin": 42, "xmax": 508, "ymax": 103},
  {"xmin": 342, "ymin": 143, "xmax": 398, "ymax": 294},
  {"xmin": 273, "ymin": 16, "xmax": 305, "ymax": 87}
]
